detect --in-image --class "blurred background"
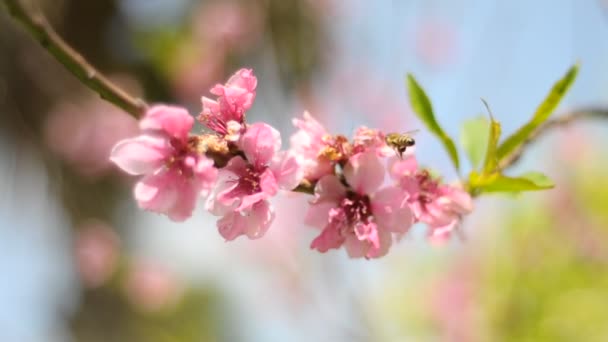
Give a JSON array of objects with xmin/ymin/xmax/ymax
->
[{"xmin": 1, "ymin": 0, "xmax": 608, "ymax": 341}]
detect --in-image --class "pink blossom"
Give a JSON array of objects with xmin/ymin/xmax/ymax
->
[
  {"xmin": 199, "ymin": 68, "xmax": 257, "ymax": 141},
  {"xmin": 351, "ymin": 126, "xmax": 394, "ymax": 157},
  {"xmin": 305, "ymin": 152, "xmax": 414, "ymax": 258},
  {"xmin": 110, "ymin": 105, "xmax": 218, "ymax": 221},
  {"xmin": 44, "ymin": 99, "xmax": 139, "ymax": 178},
  {"xmin": 124, "ymin": 260, "xmax": 183, "ymax": 313},
  {"xmin": 290, "ymin": 111, "xmax": 334, "ymax": 180},
  {"xmin": 207, "ymin": 123, "xmax": 302, "ymax": 240},
  {"xmin": 74, "ymin": 220, "xmax": 120, "ymax": 288},
  {"xmin": 390, "ymin": 156, "xmax": 473, "ymax": 241}
]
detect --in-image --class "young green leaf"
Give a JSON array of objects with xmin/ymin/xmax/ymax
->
[
  {"xmin": 460, "ymin": 116, "xmax": 490, "ymax": 170},
  {"xmin": 475, "ymin": 173, "xmax": 555, "ymax": 193},
  {"xmin": 497, "ymin": 63, "xmax": 579, "ymax": 160},
  {"xmin": 482, "ymin": 116, "xmax": 501, "ymax": 175},
  {"xmin": 406, "ymin": 74, "xmax": 460, "ymax": 171},
  {"xmin": 518, "ymin": 171, "xmax": 555, "ymax": 188}
]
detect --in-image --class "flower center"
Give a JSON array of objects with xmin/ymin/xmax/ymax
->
[
  {"xmin": 416, "ymin": 170, "xmax": 440, "ymax": 204},
  {"xmin": 165, "ymin": 136, "xmax": 200, "ymax": 177},
  {"xmin": 341, "ymin": 191, "xmax": 373, "ymax": 225},
  {"xmin": 241, "ymin": 165, "xmax": 261, "ymax": 193}
]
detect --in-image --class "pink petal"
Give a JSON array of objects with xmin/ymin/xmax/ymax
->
[
  {"xmin": 239, "ymin": 123, "xmax": 281, "ymax": 166},
  {"xmin": 304, "ymin": 200, "xmax": 338, "ymax": 229},
  {"xmin": 226, "ymin": 68, "xmax": 257, "ymax": 92},
  {"xmin": 200, "ymin": 97, "xmax": 221, "ymax": 118},
  {"xmin": 217, "ymin": 200, "xmax": 274, "ymax": 241},
  {"xmin": 310, "ymin": 225, "xmax": 345, "ymax": 252},
  {"xmin": 192, "ymin": 157, "xmax": 218, "ymax": 197},
  {"xmin": 217, "ymin": 211, "xmax": 247, "ymax": 241},
  {"xmin": 438, "ymin": 186, "xmax": 474, "ymax": 214},
  {"xmin": 366, "ymin": 228, "xmax": 392, "ymax": 259},
  {"xmin": 205, "ymin": 170, "xmax": 239, "ymax": 216},
  {"xmin": 312, "ymin": 175, "xmax": 346, "ymax": 203},
  {"xmin": 354, "ymin": 222, "xmax": 380, "ymax": 250},
  {"xmin": 134, "ymin": 170, "xmax": 196, "ymax": 222},
  {"xmin": 259, "ymin": 168, "xmax": 279, "ymax": 196},
  {"xmin": 427, "ymin": 220, "xmax": 458, "ymax": 245},
  {"xmin": 269, "ymin": 151, "xmax": 303, "ymax": 190},
  {"xmin": 110, "ymin": 135, "xmax": 168, "ymax": 175},
  {"xmin": 371, "ymin": 186, "xmax": 414, "ymax": 233},
  {"xmin": 244, "ymin": 200, "xmax": 275, "ymax": 239},
  {"xmin": 344, "ymin": 151, "xmax": 384, "ymax": 194},
  {"xmin": 140, "ymin": 105, "xmax": 194, "ymax": 140},
  {"xmin": 344, "ymin": 235, "xmax": 369, "ymax": 258},
  {"xmin": 388, "ymin": 155, "xmax": 418, "ymax": 179},
  {"xmin": 166, "ymin": 181, "xmax": 199, "ymax": 221}
]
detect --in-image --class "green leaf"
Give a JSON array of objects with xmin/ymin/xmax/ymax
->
[
  {"xmin": 497, "ymin": 63, "xmax": 579, "ymax": 160},
  {"xmin": 460, "ymin": 116, "xmax": 490, "ymax": 170},
  {"xmin": 482, "ymin": 115, "xmax": 502, "ymax": 175},
  {"xmin": 518, "ymin": 171, "xmax": 555, "ymax": 188},
  {"xmin": 474, "ymin": 173, "xmax": 555, "ymax": 193},
  {"xmin": 406, "ymin": 74, "xmax": 460, "ymax": 171}
]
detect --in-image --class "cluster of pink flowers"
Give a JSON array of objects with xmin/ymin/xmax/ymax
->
[{"xmin": 110, "ymin": 68, "xmax": 473, "ymax": 259}]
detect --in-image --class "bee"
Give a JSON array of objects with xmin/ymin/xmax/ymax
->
[{"xmin": 385, "ymin": 130, "xmax": 419, "ymax": 159}]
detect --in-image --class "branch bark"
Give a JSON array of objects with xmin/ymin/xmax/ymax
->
[
  {"xmin": 498, "ymin": 108, "xmax": 608, "ymax": 170},
  {"xmin": 2, "ymin": 0, "xmax": 148, "ymax": 117}
]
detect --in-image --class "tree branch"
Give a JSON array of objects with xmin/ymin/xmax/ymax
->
[
  {"xmin": 2, "ymin": 0, "xmax": 148, "ymax": 117},
  {"xmin": 499, "ymin": 108, "xmax": 608, "ymax": 170}
]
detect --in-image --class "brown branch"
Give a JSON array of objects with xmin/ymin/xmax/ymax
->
[
  {"xmin": 2, "ymin": 0, "xmax": 148, "ymax": 117},
  {"xmin": 498, "ymin": 108, "xmax": 608, "ymax": 170}
]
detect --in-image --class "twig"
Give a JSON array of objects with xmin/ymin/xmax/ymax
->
[
  {"xmin": 499, "ymin": 108, "xmax": 608, "ymax": 170},
  {"xmin": 2, "ymin": 0, "xmax": 147, "ymax": 117}
]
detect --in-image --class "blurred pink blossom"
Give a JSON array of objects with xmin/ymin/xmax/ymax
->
[
  {"xmin": 207, "ymin": 123, "xmax": 302, "ymax": 240},
  {"xmin": 111, "ymin": 105, "xmax": 218, "ymax": 221},
  {"xmin": 171, "ymin": 50, "xmax": 225, "ymax": 105},
  {"xmin": 431, "ymin": 262, "xmax": 478, "ymax": 342},
  {"xmin": 124, "ymin": 260, "xmax": 183, "ymax": 313},
  {"xmin": 390, "ymin": 156, "xmax": 473, "ymax": 242},
  {"xmin": 412, "ymin": 18, "xmax": 459, "ymax": 69},
  {"xmin": 44, "ymin": 100, "xmax": 139, "ymax": 178},
  {"xmin": 192, "ymin": 1, "xmax": 264, "ymax": 53},
  {"xmin": 290, "ymin": 111, "xmax": 334, "ymax": 180},
  {"xmin": 199, "ymin": 68, "xmax": 257, "ymax": 141},
  {"xmin": 306, "ymin": 152, "xmax": 413, "ymax": 258},
  {"xmin": 351, "ymin": 126, "xmax": 393, "ymax": 157},
  {"xmin": 74, "ymin": 220, "xmax": 120, "ymax": 288}
]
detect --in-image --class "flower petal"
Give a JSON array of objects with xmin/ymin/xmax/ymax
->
[
  {"xmin": 110, "ymin": 135, "xmax": 168, "ymax": 175},
  {"xmin": 344, "ymin": 235, "xmax": 369, "ymax": 258},
  {"xmin": 310, "ymin": 225, "xmax": 344, "ymax": 252},
  {"xmin": 344, "ymin": 151, "xmax": 384, "ymax": 194},
  {"xmin": 312, "ymin": 175, "xmax": 346, "ymax": 203},
  {"xmin": 372, "ymin": 186, "xmax": 414, "ymax": 233},
  {"xmin": 134, "ymin": 170, "xmax": 179, "ymax": 219},
  {"xmin": 304, "ymin": 200, "xmax": 338, "ymax": 229},
  {"xmin": 140, "ymin": 105, "xmax": 194, "ymax": 140},
  {"xmin": 244, "ymin": 200, "xmax": 275, "ymax": 239},
  {"xmin": 216, "ymin": 200, "xmax": 274, "ymax": 241},
  {"xmin": 388, "ymin": 155, "xmax": 418, "ymax": 180},
  {"xmin": 366, "ymin": 228, "xmax": 392, "ymax": 259},
  {"xmin": 239, "ymin": 123, "xmax": 281, "ymax": 166},
  {"xmin": 269, "ymin": 151, "xmax": 303, "ymax": 190}
]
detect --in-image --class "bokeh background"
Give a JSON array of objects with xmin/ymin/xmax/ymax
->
[{"xmin": 1, "ymin": 0, "xmax": 608, "ymax": 341}]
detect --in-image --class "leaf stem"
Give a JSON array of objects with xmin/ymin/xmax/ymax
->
[{"xmin": 2, "ymin": 0, "xmax": 148, "ymax": 117}]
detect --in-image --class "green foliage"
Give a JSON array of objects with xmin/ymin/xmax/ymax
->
[
  {"xmin": 460, "ymin": 116, "xmax": 490, "ymax": 170},
  {"xmin": 481, "ymin": 115, "xmax": 502, "ymax": 175},
  {"xmin": 466, "ymin": 106, "xmax": 554, "ymax": 194},
  {"xmin": 406, "ymin": 74, "xmax": 460, "ymax": 172},
  {"xmin": 470, "ymin": 172, "xmax": 554, "ymax": 193},
  {"xmin": 496, "ymin": 63, "xmax": 579, "ymax": 161}
]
